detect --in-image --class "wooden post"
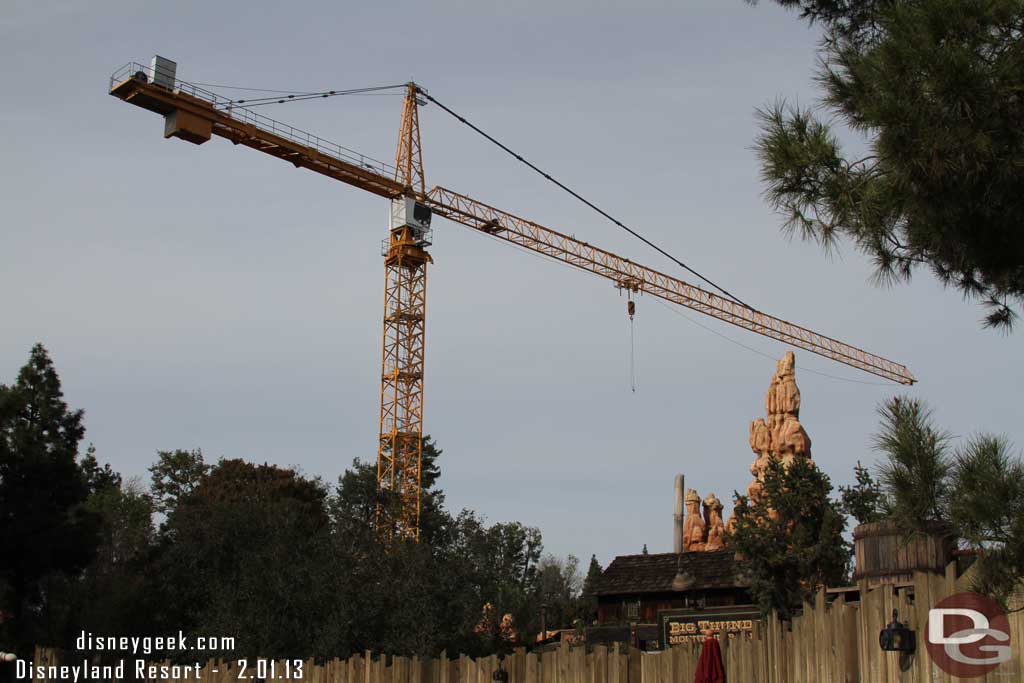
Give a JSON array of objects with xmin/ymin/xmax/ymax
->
[{"xmin": 627, "ymin": 647, "xmax": 640, "ymax": 683}]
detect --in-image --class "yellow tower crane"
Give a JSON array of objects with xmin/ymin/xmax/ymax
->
[{"xmin": 109, "ymin": 57, "xmax": 915, "ymax": 541}]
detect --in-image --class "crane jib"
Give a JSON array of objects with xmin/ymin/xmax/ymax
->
[{"xmin": 423, "ymin": 187, "xmax": 914, "ymax": 386}]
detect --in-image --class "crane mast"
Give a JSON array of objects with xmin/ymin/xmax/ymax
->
[
  {"xmin": 378, "ymin": 86, "xmax": 430, "ymax": 540},
  {"xmin": 108, "ymin": 59, "xmax": 916, "ymax": 541}
]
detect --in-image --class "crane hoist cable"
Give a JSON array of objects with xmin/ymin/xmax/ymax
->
[
  {"xmin": 627, "ymin": 295, "xmax": 638, "ymax": 393},
  {"xmin": 225, "ymin": 81, "xmax": 755, "ymax": 313},
  {"xmin": 648, "ymin": 296, "xmax": 894, "ymax": 386},
  {"xmin": 417, "ymin": 89, "xmax": 758, "ymax": 312}
]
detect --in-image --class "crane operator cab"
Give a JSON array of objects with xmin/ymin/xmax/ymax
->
[{"xmin": 390, "ymin": 196, "xmax": 433, "ymax": 248}]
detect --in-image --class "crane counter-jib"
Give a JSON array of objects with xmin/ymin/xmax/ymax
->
[{"xmin": 109, "ymin": 64, "xmax": 404, "ymax": 199}]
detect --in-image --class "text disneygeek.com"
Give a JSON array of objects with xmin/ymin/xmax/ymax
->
[{"xmin": 11, "ymin": 631, "xmax": 308, "ymax": 681}]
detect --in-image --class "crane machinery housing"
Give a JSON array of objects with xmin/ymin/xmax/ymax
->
[{"xmin": 108, "ymin": 56, "xmax": 915, "ymax": 541}]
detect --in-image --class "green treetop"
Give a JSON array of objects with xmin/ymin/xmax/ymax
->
[
  {"xmin": 731, "ymin": 457, "xmax": 850, "ymax": 619},
  {"xmin": 749, "ymin": 0, "xmax": 1024, "ymax": 329}
]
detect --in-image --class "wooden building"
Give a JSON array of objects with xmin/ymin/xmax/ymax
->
[{"xmin": 588, "ymin": 550, "xmax": 755, "ymax": 649}]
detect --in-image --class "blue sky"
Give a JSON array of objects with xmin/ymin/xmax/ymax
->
[{"xmin": 1, "ymin": 0, "xmax": 1020, "ymax": 568}]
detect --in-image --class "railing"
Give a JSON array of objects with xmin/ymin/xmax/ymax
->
[
  {"xmin": 380, "ymin": 229, "xmax": 434, "ymax": 255},
  {"xmin": 109, "ymin": 62, "xmax": 397, "ymax": 179}
]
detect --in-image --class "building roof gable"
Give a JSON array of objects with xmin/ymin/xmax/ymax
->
[{"xmin": 592, "ymin": 551, "xmax": 745, "ymax": 596}]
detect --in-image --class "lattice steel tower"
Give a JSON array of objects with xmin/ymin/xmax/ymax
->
[{"xmin": 376, "ymin": 84, "xmax": 431, "ymax": 540}]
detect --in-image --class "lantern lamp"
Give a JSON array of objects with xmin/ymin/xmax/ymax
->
[{"xmin": 879, "ymin": 609, "xmax": 916, "ymax": 653}]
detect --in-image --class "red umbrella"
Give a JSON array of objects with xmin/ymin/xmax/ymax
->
[{"xmin": 694, "ymin": 632, "xmax": 726, "ymax": 683}]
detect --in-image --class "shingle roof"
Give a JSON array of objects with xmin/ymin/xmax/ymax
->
[{"xmin": 592, "ymin": 551, "xmax": 745, "ymax": 596}]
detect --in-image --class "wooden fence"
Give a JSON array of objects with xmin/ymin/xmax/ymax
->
[{"xmin": 30, "ymin": 566, "xmax": 1024, "ymax": 683}]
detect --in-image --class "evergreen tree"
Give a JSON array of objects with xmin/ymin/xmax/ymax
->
[
  {"xmin": 730, "ymin": 457, "xmax": 850, "ymax": 619},
  {"xmin": 80, "ymin": 443, "xmax": 122, "ymax": 494},
  {"xmin": 580, "ymin": 554, "xmax": 604, "ymax": 621},
  {"xmin": 331, "ymin": 436, "xmax": 448, "ymax": 545},
  {"xmin": 749, "ymin": 0, "xmax": 1024, "ymax": 329},
  {"xmin": 948, "ymin": 435, "xmax": 1024, "ymax": 606},
  {"xmin": 872, "ymin": 396, "xmax": 952, "ymax": 532},
  {"xmin": 148, "ymin": 448, "xmax": 210, "ymax": 515},
  {"xmin": 839, "ymin": 461, "xmax": 884, "ymax": 525},
  {"xmin": 860, "ymin": 396, "xmax": 1023, "ymax": 606},
  {"xmin": 0, "ymin": 344, "xmax": 100, "ymax": 654},
  {"xmin": 418, "ymin": 436, "xmax": 450, "ymax": 545}
]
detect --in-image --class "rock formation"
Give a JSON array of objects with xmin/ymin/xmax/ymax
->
[
  {"xmin": 765, "ymin": 351, "xmax": 811, "ymax": 467},
  {"xmin": 703, "ymin": 493, "xmax": 726, "ymax": 551},
  {"xmin": 728, "ymin": 352, "xmax": 814, "ymax": 528},
  {"xmin": 682, "ymin": 353, "xmax": 815, "ymax": 549},
  {"xmin": 681, "ymin": 489, "xmax": 728, "ymax": 552},
  {"xmin": 683, "ymin": 488, "xmax": 706, "ymax": 551},
  {"xmin": 747, "ymin": 418, "xmax": 772, "ymax": 501}
]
